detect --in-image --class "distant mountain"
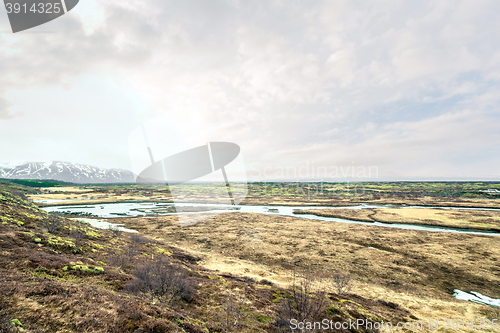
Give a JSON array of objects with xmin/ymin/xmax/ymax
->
[{"xmin": 0, "ymin": 161, "xmax": 135, "ymax": 183}]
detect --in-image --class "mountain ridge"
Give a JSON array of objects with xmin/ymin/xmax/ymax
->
[{"xmin": 0, "ymin": 161, "xmax": 135, "ymax": 183}]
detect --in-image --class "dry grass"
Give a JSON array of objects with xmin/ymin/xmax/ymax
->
[
  {"xmin": 6, "ymin": 184, "xmax": 440, "ymax": 332},
  {"xmin": 298, "ymin": 207, "xmax": 500, "ymax": 231},
  {"xmin": 295, "ymin": 208, "xmax": 375, "ymax": 222},
  {"xmin": 119, "ymin": 212, "xmax": 500, "ymax": 332}
]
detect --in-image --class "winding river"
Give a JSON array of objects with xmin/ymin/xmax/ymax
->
[{"xmin": 41, "ymin": 201, "xmax": 500, "ymax": 237}]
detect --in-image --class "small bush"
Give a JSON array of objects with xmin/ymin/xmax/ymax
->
[
  {"xmin": 108, "ymin": 254, "xmax": 130, "ymax": 270},
  {"xmin": 107, "ymin": 224, "xmax": 122, "ymax": 236},
  {"xmin": 274, "ymin": 270, "xmax": 328, "ymax": 331},
  {"xmin": 130, "ymin": 233, "xmax": 152, "ymax": 244},
  {"xmin": 41, "ymin": 214, "xmax": 64, "ymax": 234},
  {"xmin": 220, "ymin": 298, "xmax": 247, "ymax": 332},
  {"xmin": 127, "ymin": 256, "xmax": 194, "ymax": 304},
  {"xmin": 123, "ymin": 244, "xmax": 138, "ymax": 259},
  {"xmin": 331, "ymin": 271, "xmax": 352, "ymax": 295},
  {"xmin": 70, "ymin": 228, "xmax": 87, "ymax": 242}
]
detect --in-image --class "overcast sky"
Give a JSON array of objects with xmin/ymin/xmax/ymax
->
[{"xmin": 1, "ymin": 0, "xmax": 500, "ymax": 181}]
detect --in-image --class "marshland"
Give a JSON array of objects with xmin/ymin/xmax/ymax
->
[{"xmin": 1, "ymin": 180, "xmax": 500, "ymax": 332}]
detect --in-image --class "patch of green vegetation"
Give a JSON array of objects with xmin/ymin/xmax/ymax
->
[
  {"xmin": 0, "ymin": 216, "xmax": 15, "ymax": 224},
  {"xmin": 339, "ymin": 299, "xmax": 363, "ymax": 308},
  {"xmin": 32, "ymin": 269, "xmax": 56, "ymax": 279},
  {"xmin": 10, "ymin": 318, "xmax": 22, "ymax": 327},
  {"xmin": 88, "ymin": 242, "xmax": 107, "ymax": 250},
  {"xmin": 155, "ymin": 246, "xmax": 172, "ymax": 256},
  {"xmin": 327, "ymin": 304, "xmax": 341, "ymax": 315},
  {"xmin": 255, "ymin": 314, "xmax": 272, "ymax": 323},
  {"xmin": 47, "ymin": 235, "xmax": 75, "ymax": 248},
  {"xmin": 85, "ymin": 230, "xmax": 103, "ymax": 239},
  {"xmin": 272, "ymin": 290, "xmax": 290, "ymax": 303},
  {"xmin": 17, "ymin": 221, "xmax": 24, "ymax": 227},
  {"xmin": 63, "ymin": 262, "xmax": 104, "ymax": 274}
]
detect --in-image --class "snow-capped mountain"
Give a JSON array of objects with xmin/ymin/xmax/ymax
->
[{"xmin": 0, "ymin": 161, "xmax": 135, "ymax": 183}]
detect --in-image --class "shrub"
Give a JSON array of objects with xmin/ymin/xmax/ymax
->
[
  {"xmin": 108, "ymin": 254, "xmax": 130, "ymax": 270},
  {"xmin": 107, "ymin": 224, "xmax": 122, "ymax": 236},
  {"xmin": 41, "ymin": 214, "xmax": 64, "ymax": 234},
  {"xmin": 274, "ymin": 270, "xmax": 328, "ymax": 331},
  {"xmin": 130, "ymin": 233, "xmax": 152, "ymax": 244},
  {"xmin": 127, "ymin": 256, "xmax": 194, "ymax": 304},
  {"xmin": 331, "ymin": 271, "xmax": 352, "ymax": 295},
  {"xmin": 123, "ymin": 244, "xmax": 138, "ymax": 259},
  {"xmin": 220, "ymin": 298, "xmax": 247, "ymax": 332},
  {"xmin": 69, "ymin": 228, "xmax": 87, "ymax": 242}
]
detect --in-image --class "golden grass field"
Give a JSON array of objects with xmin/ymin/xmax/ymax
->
[
  {"xmin": 112, "ymin": 212, "xmax": 500, "ymax": 332},
  {"xmin": 297, "ymin": 207, "xmax": 500, "ymax": 232},
  {"xmin": 25, "ymin": 186, "xmax": 500, "ymax": 332}
]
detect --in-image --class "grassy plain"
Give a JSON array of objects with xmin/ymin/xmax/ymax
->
[
  {"xmin": 296, "ymin": 208, "xmax": 500, "ymax": 231},
  {"xmin": 12, "ymin": 181, "xmax": 500, "ymax": 332},
  {"xmin": 31, "ymin": 182, "xmax": 500, "ymax": 209},
  {"xmin": 117, "ymin": 212, "xmax": 500, "ymax": 332},
  {"xmin": 3, "ymin": 180, "xmax": 445, "ymax": 332}
]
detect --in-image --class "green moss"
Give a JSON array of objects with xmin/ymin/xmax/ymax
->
[
  {"xmin": 272, "ymin": 290, "xmax": 289, "ymax": 303},
  {"xmin": 65, "ymin": 262, "xmax": 104, "ymax": 274},
  {"xmin": 34, "ymin": 238, "xmax": 41, "ymax": 243},
  {"xmin": 155, "ymin": 246, "xmax": 172, "ymax": 256},
  {"xmin": 89, "ymin": 242, "xmax": 105, "ymax": 249},
  {"xmin": 47, "ymin": 235, "xmax": 75, "ymax": 249},
  {"xmin": 11, "ymin": 318, "xmax": 22, "ymax": 327},
  {"xmin": 339, "ymin": 299, "xmax": 363, "ymax": 308},
  {"xmin": 86, "ymin": 231, "xmax": 103, "ymax": 239},
  {"xmin": 32, "ymin": 270, "xmax": 55, "ymax": 279},
  {"xmin": 327, "ymin": 304, "xmax": 341, "ymax": 315},
  {"xmin": 255, "ymin": 314, "xmax": 272, "ymax": 323},
  {"xmin": 17, "ymin": 221, "xmax": 24, "ymax": 227}
]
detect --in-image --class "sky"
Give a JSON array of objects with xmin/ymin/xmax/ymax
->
[{"xmin": 1, "ymin": 0, "xmax": 500, "ymax": 181}]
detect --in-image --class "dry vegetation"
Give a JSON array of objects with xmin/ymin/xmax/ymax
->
[
  {"xmin": 296, "ymin": 208, "xmax": 500, "ymax": 231},
  {"xmin": 118, "ymin": 212, "xmax": 500, "ymax": 332},
  {"xmin": 0, "ymin": 182, "xmax": 433, "ymax": 333},
  {"xmin": 6, "ymin": 181, "xmax": 500, "ymax": 332}
]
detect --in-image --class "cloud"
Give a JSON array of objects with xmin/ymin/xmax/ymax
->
[
  {"xmin": 0, "ymin": 96, "xmax": 22, "ymax": 120},
  {"xmin": 0, "ymin": 0, "xmax": 499, "ymax": 179}
]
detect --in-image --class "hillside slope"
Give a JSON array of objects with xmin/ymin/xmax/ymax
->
[{"xmin": 0, "ymin": 182, "xmax": 416, "ymax": 332}]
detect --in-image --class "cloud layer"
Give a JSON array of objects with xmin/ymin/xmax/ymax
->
[{"xmin": 1, "ymin": 0, "xmax": 499, "ymax": 180}]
